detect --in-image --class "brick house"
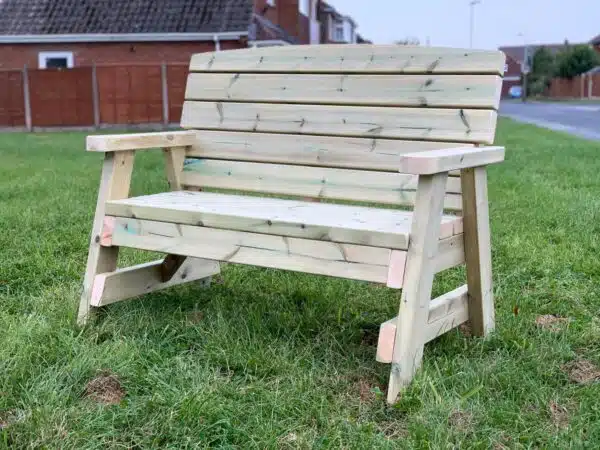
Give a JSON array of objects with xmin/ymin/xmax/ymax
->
[
  {"xmin": 0, "ymin": 0, "xmax": 352, "ymax": 69},
  {"xmin": 499, "ymin": 53, "xmax": 522, "ymax": 98},
  {"xmin": 318, "ymin": 1, "xmax": 359, "ymax": 44}
]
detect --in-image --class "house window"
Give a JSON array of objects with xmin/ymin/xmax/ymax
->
[
  {"xmin": 266, "ymin": 0, "xmax": 275, "ymax": 6},
  {"xmin": 332, "ymin": 20, "xmax": 345, "ymax": 42},
  {"xmin": 38, "ymin": 51, "xmax": 74, "ymax": 69}
]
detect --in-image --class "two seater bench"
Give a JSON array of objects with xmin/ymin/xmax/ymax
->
[{"xmin": 79, "ymin": 45, "xmax": 506, "ymax": 404}]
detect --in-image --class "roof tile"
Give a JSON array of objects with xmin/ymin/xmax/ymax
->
[{"xmin": 0, "ymin": 0, "xmax": 253, "ymax": 35}]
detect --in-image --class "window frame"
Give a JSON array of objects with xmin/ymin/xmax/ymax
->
[
  {"xmin": 38, "ymin": 51, "xmax": 74, "ymax": 69},
  {"xmin": 332, "ymin": 19, "xmax": 345, "ymax": 42}
]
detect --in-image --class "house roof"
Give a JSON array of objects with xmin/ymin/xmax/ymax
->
[
  {"xmin": 250, "ymin": 13, "xmax": 298, "ymax": 44},
  {"xmin": 320, "ymin": 1, "xmax": 357, "ymax": 27},
  {"xmin": 0, "ymin": 0, "xmax": 253, "ymax": 35},
  {"xmin": 585, "ymin": 66, "xmax": 600, "ymax": 74},
  {"xmin": 590, "ymin": 34, "xmax": 600, "ymax": 45},
  {"xmin": 499, "ymin": 42, "xmax": 586, "ymax": 64}
]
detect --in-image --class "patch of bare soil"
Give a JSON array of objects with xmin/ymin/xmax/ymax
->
[
  {"xmin": 0, "ymin": 409, "xmax": 30, "ymax": 430},
  {"xmin": 549, "ymin": 401, "xmax": 569, "ymax": 429},
  {"xmin": 535, "ymin": 314, "xmax": 569, "ymax": 332},
  {"xmin": 448, "ymin": 409, "xmax": 474, "ymax": 432},
  {"xmin": 561, "ymin": 359, "xmax": 600, "ymax": 384},
  {"xmin": 85, "ymin": 372, "xmax": 125, "ymax": 405},
  {"xmin": 459, "ymin": 323, "xmax": 472, "ymax": 338}
]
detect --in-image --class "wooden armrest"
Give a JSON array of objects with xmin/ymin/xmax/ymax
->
[
  {"xmin": 86, "ymin": 131, "xmax": 197, "ymax": 152},
  {"xmin": 397, "ymin": 146, "xmax": 505, "ymax": 174}
]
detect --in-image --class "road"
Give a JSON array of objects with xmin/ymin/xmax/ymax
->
[{"xmin": 499, "ymin": 101, "xmax": 600, "ymax": 141}]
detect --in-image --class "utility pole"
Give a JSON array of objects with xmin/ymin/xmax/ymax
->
[
  {"xmin": 519, "ymin": 32, "xmax": 529, "ymax": 102},
  {"xmin": 469, "ymin": 0, "xmax": 481, "ymax": 48}
]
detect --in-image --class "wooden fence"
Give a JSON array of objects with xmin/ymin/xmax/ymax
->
[
  {"xmin": 0, "ymin": 63, "xmax": 189, "ymax": 129},
  {"xmin": 549, "ymin": 73, "xmax": 600, "ymax": 99}
]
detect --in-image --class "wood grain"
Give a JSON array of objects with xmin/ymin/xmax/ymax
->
[
  {"xmin": 182, "ymin": 159, "xmax": 463, "ymax": 210},
  {"xmin": 185, "ymin": 73, "xmax": 503, "ymax": 109},
  {"xmin": 185, "ymin": 130, "xmax": 470, "ymax": 172},
  {"xmin": 190, "ymin": 45, "xmax": 505, "ymax": 75},
  {"xmin": 107, "ymin": 218, "xmax": 392, "ymax": 283},
  {"xmin": 181, "ymin": 101, "xmax": 498, "ymax": 144},
  {"xmin": 105, "ymin": 191, "xmax": 462, "ymax": 250}
]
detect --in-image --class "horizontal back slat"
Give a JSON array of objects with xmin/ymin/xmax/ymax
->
[
  {"xmin": 186, "ymin": 130, "xmax": 471, "ymax": 172},
  {"xmin": 181, "ymin": 102, "xmax": 498, "ymax": 144},
  {"xmin": 180, "ymin": 45, "xmax": 505, "ymax": 212},
  {"xmin": 185, "ymin": 73, "xmax": 503, "ymax": 109},
  {"xmin": 189, "ymin": 45, "xmax": 505, "ymax": 75},
  {"xmin": 181, "ymin": 160, "xmax": 463, "ymax": 210}
]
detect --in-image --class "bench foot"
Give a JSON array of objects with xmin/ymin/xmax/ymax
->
[
  {"xmin": 89, "ymin": 258, "xmax": 220, "ymax": 308},
  {"xmin": 376, "ymin": 285, "xmax": 468, "ymax": 363}
]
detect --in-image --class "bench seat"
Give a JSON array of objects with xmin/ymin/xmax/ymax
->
[{"xmin": 105, "ymin": 191, "xmax": 463, "ymax": 250}]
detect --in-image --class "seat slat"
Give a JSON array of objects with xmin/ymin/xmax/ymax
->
[
  {"xmin": 181, "ymin": 160, "xmax": 463, "ymax": 210},
  {"xmin": 105, "ymin": 191, "xmax": 463, "ymax": 250},
  {"xmin": 185, "ymin": 73, "xmax": 503, "ymax": 109},
  {"xmin": 186, "ymin": 130, "xmax": 470, "ymax": 172},
  {"xmin": 189, "ymin": 45, "xmax": 505, "ymax": 75},
  {"xmin": 181, "ymin": 102, "xmax": 498, "ymax": 144}
]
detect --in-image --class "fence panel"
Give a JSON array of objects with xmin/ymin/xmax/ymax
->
[
  {"xmin": 28, "ymin": 68, "xmax": 94, "ymax": 127},
  {"xmin": 549, "ymin": 76, "xmax": 585, "ymax": 98},
  {"xmin": 97, "ymin": 65, "xmax": 163, "ymax": 125},
  {"xmin": 592, "ymin": 74, "xmax": 600, "ymax": 97},
  {"xmin": 167, "ymin": 64, "xmax": 189, "ymax": 123},
  {"xmin": 0, "ymin": 70, "xmax": 26, "ymax": 127}
]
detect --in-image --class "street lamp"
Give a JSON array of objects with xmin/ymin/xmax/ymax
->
[{"xmin": 469, "ymin": 0, "xmax": 481, "ymax": 48}]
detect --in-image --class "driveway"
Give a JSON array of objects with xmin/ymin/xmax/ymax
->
[{"xmin": 499, "ymin": 101, "xmax": 600, "ymax": 141}]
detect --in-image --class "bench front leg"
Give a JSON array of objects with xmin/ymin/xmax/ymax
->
[
  {"xmin": 461, "ymin": 166, "xmax": 495, "ymax": 336},
  {"xmin": 387, "ymin": 171, "xmax": 448, "ymax": 404},
  {"xmin": 78, "ymin": 151, "xmax": 135, "ymax": 325}
]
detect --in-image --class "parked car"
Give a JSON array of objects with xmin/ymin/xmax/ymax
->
[{"xmin": 509, "ymin": 85, "xmax": 523, "ymax": 99}]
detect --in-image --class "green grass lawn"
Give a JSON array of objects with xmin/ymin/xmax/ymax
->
[{"xmin": 1, "ymin": 120, "xmax": 600, "ymax": 448}]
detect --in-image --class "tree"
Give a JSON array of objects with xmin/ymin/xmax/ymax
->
[
  {"xmin": 525, "ymin": 46, "xmax": 556, "ymax": 96},
  {"xmin": 555, "ymin": 45, "xmax": 599, "ymax": 79},
  {"xmin": 531, "ymin": 46, "xmax": 555, "ymax": 76}
]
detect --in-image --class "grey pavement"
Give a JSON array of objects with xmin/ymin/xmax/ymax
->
[{"xmin": 499, "ymin": 101, "xmax": 600, "ymax": 141}]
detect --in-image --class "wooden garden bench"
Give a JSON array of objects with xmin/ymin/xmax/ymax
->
[{"xmin": 79, "ymin": 45, "xmax": 506, "ymax": 404}]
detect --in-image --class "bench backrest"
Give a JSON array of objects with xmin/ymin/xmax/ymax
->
[{"xmin": 180, "ymin": 45, "xmax": 504, "ymax": 211}]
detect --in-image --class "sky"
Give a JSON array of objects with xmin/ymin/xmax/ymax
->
[{"xmin": 327, "ymin": 0, "xmax": 599, "ymax": 49}]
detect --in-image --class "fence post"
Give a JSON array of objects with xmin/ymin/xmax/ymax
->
[
  {"xmin": 22, "ymin": 65, "xmax": 32, "ymax": 131},
  {"xmin": 92, "ymin": 63, "xmax": 100, "ymax": 128},
  {"xmin": 588, "ymin": 75, "xmax": 593, "ymax": 99},
  {"xmin": 161, "ymin": 62, "xmax": 169, "ymax": 126}
]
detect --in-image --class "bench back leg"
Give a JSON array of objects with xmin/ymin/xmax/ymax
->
[
  {"xmin": 387, "ymin": 172, "xmax": 449, "ymax": 404},
  {"xmin": 461, "ymin": 166, "xmax": 495, "ymax": 336},
  {"xmin": 78, "ymin": 151, "xmax": 135, "ymax": 325}
]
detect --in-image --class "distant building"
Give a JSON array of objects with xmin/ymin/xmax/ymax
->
[
  {"xmin": 498, "ymin": 42, "xmax": 586, "ymax": 98},
  {"xmin": 0, "ymin": 0, "xmax": 370, "ymax": 69}
]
